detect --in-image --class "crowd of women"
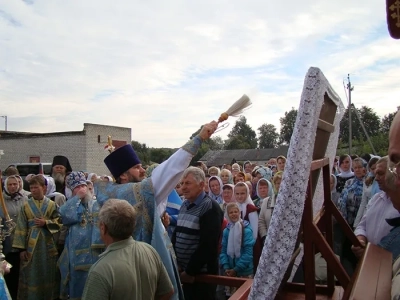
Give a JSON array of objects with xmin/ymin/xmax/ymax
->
[{"xmin": 0, "ymin": 150, "xmax": 397, "ymax": 299}]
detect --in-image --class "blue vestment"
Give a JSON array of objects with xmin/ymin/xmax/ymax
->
[
  {"xmin": 0, "ymin": 275, "xmax": 11, "ymax": 300},
  {"xmin": 58, "ymin": 197, "xmax": 104, "ymax": 300},
  {"xmin": 94, "ymin": 137, "xmax": 203, "ymax": 300}
]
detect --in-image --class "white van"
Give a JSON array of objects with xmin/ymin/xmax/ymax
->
[{"xmin": 6, "ymin": 163, "xmax": 52, "ymax": 178}]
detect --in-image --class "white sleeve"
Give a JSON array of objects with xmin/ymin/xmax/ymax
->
[
  {"xmin": 248, "ymin": 211, "xmax": 259, "ymax": 240},
  {"xmin": 152, "ymin": 149, "xmax": 192, "ymax": 216},
  {"xmin": 152, "ymin": 136, "xmax": 203, "ymax": 216},
  {"xmin": 354, "ymin": 194, "xmax": 376, "ymax": 238}
]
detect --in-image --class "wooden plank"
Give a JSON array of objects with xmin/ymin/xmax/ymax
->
[
  {"xmin": 317, "ymin": 119, "xmax": 335, "ymax": 133},
  {"xmin": 277, "ymin": 285, "xmax": 344, "ymax": 300},
  {"xmin": 348, "ymin": 244, "xmax": 392, "ymax": 300},
  {"xmin": 322, "ymin": 164, "xmax": 335, "ymax": 294},
  {"xmin": 375, "ymin": 248, "xmax": 392, "ymax": 299},
  {"xmin": 329, "ymin": 201, "xmax": 363, "ymax": 248},
  {"xmin": 285, "ymin": 282, "xmax": 331, "ymax": 294},
  {"xmin": 195, "ymin": 274, "xmax": 246, "ymax": 288},
  {"xmin": 311, "ymin": 157, "xmax": 330, "ymax": 171},
  {"xmin": 303, "ymin": 181, "xmax": 316, "ymax": 300},
  {"xmin": 313, "ymin": 207, "xmax": 326, "ymax": 226},
  {"xmin": 311, "ymin": 224, "xmax": 350, "ymax": 288},
  {"xmin": 310, "ymin": 95, "xmax": 337, "ymax": 195},
  {"xmin": 229, "ymin": 279, "xmax": 253, "ymax": 300}
]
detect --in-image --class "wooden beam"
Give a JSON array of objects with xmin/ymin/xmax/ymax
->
[
  {"xmin": 328, "ymin": 200, "xmax": 363, "ymax": 248},
  {"xmin": 195, "ymin": 274, "xmax": 246, "ymax": 288},
  {"xmin": 229, "ymin": 279, "xmax": 253, "ymax": 300},
  {"xmin": 311, "ymin": 224, "xmax": 350, "ymax": 288},
  {"xmin": 310, "ymin": 157, "xmax": 330, "ymax": 171},
  {"xmin": 323, "ymin": 164, "xmax": 335, "ymax": 294},
  {"xmin": 317, "ymin": 119, "xmax": 335, "ymax": 133},
  {"xmin": 347, "ymin": 244, "xmax": 392, "ymax": 300},
  {"xmin": 313, "ymin": 206, "xmax": 326, "ymax": 225},
  {"xmin": 303, "ymin": 181, "xmax": 316, "ymax": 300},
  {"xmin": 284, "ymin": 282, "xmax": 332, "ymax": 295}
]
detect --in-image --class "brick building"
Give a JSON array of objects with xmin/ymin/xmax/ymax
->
[{"xmin": 0, "ymin": 123, "xmax": 131, "ymax": 175}]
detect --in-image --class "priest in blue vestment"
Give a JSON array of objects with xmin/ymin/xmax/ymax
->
[{"xmin": 95, "ymin": 121, "xmax": 218, "ymax": 300}]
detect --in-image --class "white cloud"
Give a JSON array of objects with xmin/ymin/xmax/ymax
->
[{"xmin": 0, "ymin": 0, "xmax": 399, "ymax": 148}]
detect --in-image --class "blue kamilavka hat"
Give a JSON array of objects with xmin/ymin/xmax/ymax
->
[{"xmin": 104, "ymin": 144, "xmax": 141, "ymax": 179}]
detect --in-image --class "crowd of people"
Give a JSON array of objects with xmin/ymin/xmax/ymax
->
[{"xmin": 0, "ymin": 113, "xmax": 399, "ymax": 300}]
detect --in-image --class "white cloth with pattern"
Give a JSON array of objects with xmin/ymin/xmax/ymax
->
[{"xmin": 250, "ymin": 67, "xmax": 345, "ymax": 299}]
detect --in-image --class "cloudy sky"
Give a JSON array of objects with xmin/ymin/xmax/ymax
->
[{"xmin": 1, "ymin": 0, "xmax": 399, "ymax": 147}]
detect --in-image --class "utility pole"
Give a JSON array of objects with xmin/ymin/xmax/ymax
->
[
  {"xmin": 0, "ymin": 116, "xmax": 7, "ymax": 131},
  {"xmin": 347, "ymin": 75, "xmax": 354, "ymax": 155}
]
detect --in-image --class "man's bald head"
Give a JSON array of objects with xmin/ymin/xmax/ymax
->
[{"xmin": 387, "ymin": 110, "xmax": 400, "ymax": 210}]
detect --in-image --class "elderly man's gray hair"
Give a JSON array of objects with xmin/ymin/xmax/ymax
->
[
  {"xmin": 182, "ymin": 166, "xmax": 205, "ymax": 184},
  {"xmin": 98, "ymin": 199, "xmax": 137, "ymax": 240}
]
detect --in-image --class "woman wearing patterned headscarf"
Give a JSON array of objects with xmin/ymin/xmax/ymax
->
[
  {"xmin": 208, "ymin": 176, "xmax": 223, "ymax": 205},
  {"xmin": 252, "ymin": 166, "xmax": 274, "ymax": 200},
  {"xmin": 353, "ymin": 156, "xmax": 381, "ymax": 228},
  {"xmin": 337, "ymin": 158, "xmax": 365, "ymax": 274}
]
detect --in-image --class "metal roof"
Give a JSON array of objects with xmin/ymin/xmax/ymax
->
[{"xmin": 199, "ymin": 146, "xmax": 289, "ymax": 166}]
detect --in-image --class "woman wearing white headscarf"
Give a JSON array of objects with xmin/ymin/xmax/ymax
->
[
  {"xmin": 336, "ymin": 154, "xmax": 354, "ymax": 194},
  {"xmin": 1, "ymin": 175, "xmax": 28, "ymax": 299},
  {"xmin": 234, "ymin": 182, "xmax": 262, "ymax": 272},
  {"xmin": 15, "ymin": 176, "xmax": 30, "ymax": 198},
  {"xmin": 86, "ymin": 173, "xmax": 98, "ymax": 183},
  {"xmin": 257, "ymin": 178, "xmax": 275, "ymax": 245},
  {"xmin": 220, "ymin": 202, "xmax": 255, "ymax": 296}
]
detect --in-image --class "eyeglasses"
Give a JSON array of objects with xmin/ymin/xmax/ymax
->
[{"xmin": 388, "ymin": 160, "xmax": 399, "ymax": 178}]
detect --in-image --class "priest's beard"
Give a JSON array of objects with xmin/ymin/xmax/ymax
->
[
  {"xmin": 80, "ymin": 192, "xmax": 93, "ymax": 204},
  {"xmin": 52, "ymin": 172, "xmax": 65, "ymax": 185}
]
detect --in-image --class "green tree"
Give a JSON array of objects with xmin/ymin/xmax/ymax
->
[
  {"xmin": 131, "ymin": 140, "xmax": 150, "ymax": 164},
  {"xmin": 225, "ymin": 135, "xmax": 253, "ymax": 150},
  {"xmin": 209, "ymin": 136, "xmax": 225, "ymax": 150},
  {"xmin": 339, "ymin": 105, "xmax": 381, "ymax": 143},
  {"xmin": 149, "ymin": 148, "xmax": 174, "ymax": 163},
  {"xmin": 356, "ymin": 133, "xmax": 389, "ymax": 157},
  {"xmin": 279, "ymin": 108, "xmax": 297, "ymax": 145},
  {"xmin": 258, "ymin": 123, "xmax": 279, "ymax": 148},
  {"xmin": 381, "ymin": 107, "xmax": 399, "ymax": 134},
  {"xmin": 227, "ymin": 116, "xmax": 257, "ymax": 149}
]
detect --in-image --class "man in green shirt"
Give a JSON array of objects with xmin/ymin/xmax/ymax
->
[{"xmin": 82, "ymin": 199, "xmax": 174, "ymax": 300}]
